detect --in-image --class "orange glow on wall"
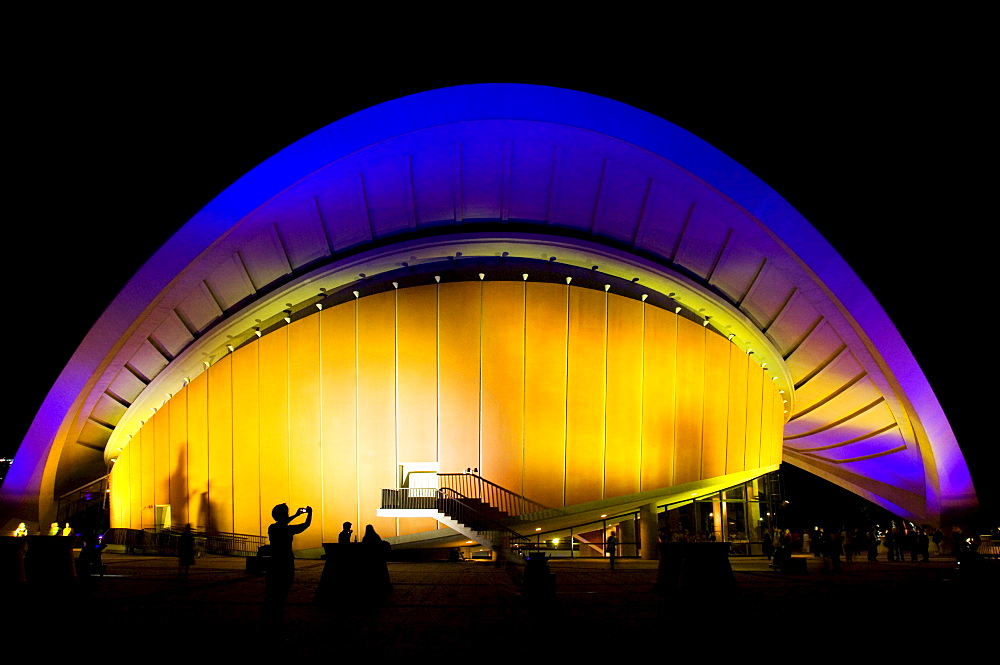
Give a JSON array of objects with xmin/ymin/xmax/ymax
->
[{"xmin": 110, "ymin": 282, "xmax": 783, "ymax": 541}]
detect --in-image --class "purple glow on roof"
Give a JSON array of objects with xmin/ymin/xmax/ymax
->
[{"xmin": 3, "ymin": 84, "xmax": 975, "ymax": 526}]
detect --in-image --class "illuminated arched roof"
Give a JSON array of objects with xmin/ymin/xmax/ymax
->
[{"xmin": 2, "ymin": 84, "xmax": 977, "ymax": 526}]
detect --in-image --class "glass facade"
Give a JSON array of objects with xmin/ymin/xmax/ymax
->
[
  {"xmin": 518, "ymin": 472, "xmax": 783, "ymax": 559},
  {"xmin": 661, "ymin": 473, "xmax": 782, "ymax": 555}
]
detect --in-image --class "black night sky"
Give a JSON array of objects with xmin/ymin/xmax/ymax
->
[{"xmin": 7, "ymin": 30, "xmax": 994, "ymax": 522}]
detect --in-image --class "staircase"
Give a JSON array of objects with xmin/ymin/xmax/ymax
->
[{"xmin": 381, "ymin": 473, "xmax": 549, "ymax": 560}]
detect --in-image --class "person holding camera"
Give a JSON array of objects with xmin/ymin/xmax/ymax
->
[{"xmin": 263, "ymin": 503, "xmax": 312, "ymax": 626}]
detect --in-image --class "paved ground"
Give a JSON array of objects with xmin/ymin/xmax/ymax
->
[{"xmin": 9, "ymin": 552, "xmax": 993, "ymax": 655}]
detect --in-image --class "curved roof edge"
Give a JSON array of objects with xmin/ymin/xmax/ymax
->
[{"xmin": 2, "ymin": 84, "xmax": 975, "ymax": 527}]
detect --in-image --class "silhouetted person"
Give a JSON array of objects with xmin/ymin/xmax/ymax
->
[
  {"xmin": 263, "ymin": 503, "xmax": 312, "ymax": 626},
  {"xmin": 607, "ymin": 533, "xmax": 618, "ymax": 570},
  {"xmin": 77, "ymin": 532, "xmax": 106, "ymax": 577},
  {"xmin": 866, "ymin": 531, "xmax": 878, "ymax": 561},
  {"xmin": 772, "ymin": 529, "xmax": 792, "ymax": 570},
  {"xmin": 361, "ymin": 524, "xmax": 391, "ymax": 598},
  {"xmin": 916, "ymin": 528, "xmax": 930, "ymax": 562},
  {"xmin": 338, "ymin": 522, "xmax": 353, "ymax": 544},
  {"xmin": 932, "ymin": 528, "xmax": 944, "ymax": 556},
  {"xmin": 178, "ymin": 523, "xmax": 195, "ymax": 580}
]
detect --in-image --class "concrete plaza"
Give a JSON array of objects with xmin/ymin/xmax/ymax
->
[{"xmin": 8, "ymin": 552, "xmax": 989, "ymax": 655}]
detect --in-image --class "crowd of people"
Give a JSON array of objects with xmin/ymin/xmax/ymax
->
[{"xmin": 758, "ymin": 523, "xmax": 979, "ymax": 569}]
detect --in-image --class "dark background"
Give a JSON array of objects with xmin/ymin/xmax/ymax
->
[{"xmin": 7, "ymin": 30, "xmax": 993, "ymax": 524}]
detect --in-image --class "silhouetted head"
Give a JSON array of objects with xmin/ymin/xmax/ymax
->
[
  {"xmin": 272, "ymin": 503, "xmax": 289, "ymax": 522},
  {"xmin": 343, "ymin": 522, "xmax": 352, "ymax": 530}
]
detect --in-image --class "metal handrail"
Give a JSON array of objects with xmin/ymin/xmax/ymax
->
[
  {"xmin": 437, "ymin": 488, "xmax": 531, "ymax": 557},
  {"xmin": 437, "ymin": 473, "xmax": 548, "ymax": 518},
  {"xmin": 104, "ymin": 527, "xmax": 266, "ymax": 557},
  {"xmin": 378, "ymin": 486, "xmax": 530, "ymax": 557},
  {"xmin": 381, "ymin": 488, "xmax": 437, "ymax": 510}
]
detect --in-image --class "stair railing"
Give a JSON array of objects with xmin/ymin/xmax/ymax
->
[
  {"xmin": 437, "ymin": 473, "xmax": 549, "ymax": 520},
  {"xmin": 437, "ymin": 488, "xmax": 531, "ymax": 556}
]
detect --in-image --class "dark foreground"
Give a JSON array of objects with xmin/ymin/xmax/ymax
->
[{"xmin": 8, "ymin": 553, "xmax": 992, "ymax": 655}]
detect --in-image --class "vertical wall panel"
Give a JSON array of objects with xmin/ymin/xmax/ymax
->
[
  {"xmin": 152, "ymin": 405, "xmax": 170, "ymax": 518},
  {"xmin": 232, "ymin": 343, "xmax": 260, "ymax": 536},
  {"xmin": 111, "ymin": 444, "xmax": 133, "ymax": 529},
  {"xmin": 208, "ymin": 355, "xmax": 234, "ymax": 533},
  {"xmin": 396, "ymin": 285, "xmax": 440, "ymax": 534},
  {"xmin": 187, "ymin": 373, "xmax": 209, "ymax": 530},
  {"xmin": 702, "ymin": 333, "xmax": 731, "ymax": 479},
  {"xmin": 726, "ymin": 346, "xmax": 749, "ymax": 474},
  {"xmin": 396, "ymin": 285, "xmax": 439, "ymax": 462},
  {"xmin": 565, "ymin": 287, "xmax": 606, "ymax": 505},
  {"xmin": 140, "ymin": 416, "xmax": 155, "ymax": 528},
  {"xmin": 130, "ymin": 432, "xmax": 142, "ymax": 528},
  {"xmin": 674, "ymin": 318, "xmax": 705, "ymax": 485},
  {"xmin": 112, "ymin": 445, "xmax": 131, "ymax": 528},
  {"xmin": 357, "ymin": 291, "xmax": 398, "ymax": 536},
  {"xmin": 758, "ymin": 377, "xmax": 775, "ymax": 468},
  {"xmin": 320, "ymin": 303, "xmax": 359, "ymax": 540},
  {"xmin": 258, "ymin": 329, "xmax": 290, "ymax": 525},
  {"xmin": 604, "ymin": 294, "xmax": 642, "ymax": 498},
  {"xmin": 109, "ymin": 447, "xmax": 121, "ymax": 527},
  {"xmin": 772, "ymin": 389, "xmax": 786, "ymax": 465},
  {"xmin": 770, "ymin": 380, "xmax": 784, "ymax": 467},
  {"xmin": 523, "ymin": 283, "xmax": 568, "ymax": 508},
  {"xmin": 438, "ymin": 282, "xmax": 481, "ymax": 472},
  {"xmin": 481, "ymin": 281, "xmax": 526, "ymax": 494},
  {"xmin": 641, "ymin": 305, "xmax": 676, "ymax": 491},
  {"xmin": 137, "ymin": 409, "xmax": 155, "ymax": 527},
  {"xmin": 288, "ymin": 316, "xmax": 322, "ymax": 548},
  {"xmin": 169, "ymin": 386, "xmax": 189, "ymax": 527},
  {"xmin": 744, "ymin": 356, "xmax": 764, "ymax": 470}
]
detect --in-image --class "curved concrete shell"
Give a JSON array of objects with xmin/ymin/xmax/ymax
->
[{"xmin": 2, "ymin": 84, "xmax": 977, "ymax": 534}]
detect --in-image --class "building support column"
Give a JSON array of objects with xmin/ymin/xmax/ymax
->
[{"xmin": 640, "ymin": 502, "xmax": 659, "ymax": 560}]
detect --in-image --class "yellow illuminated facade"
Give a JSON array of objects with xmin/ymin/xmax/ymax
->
[{"xmin": 109, "ymin": 282, "xmax": 784, "ymax": 549}]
